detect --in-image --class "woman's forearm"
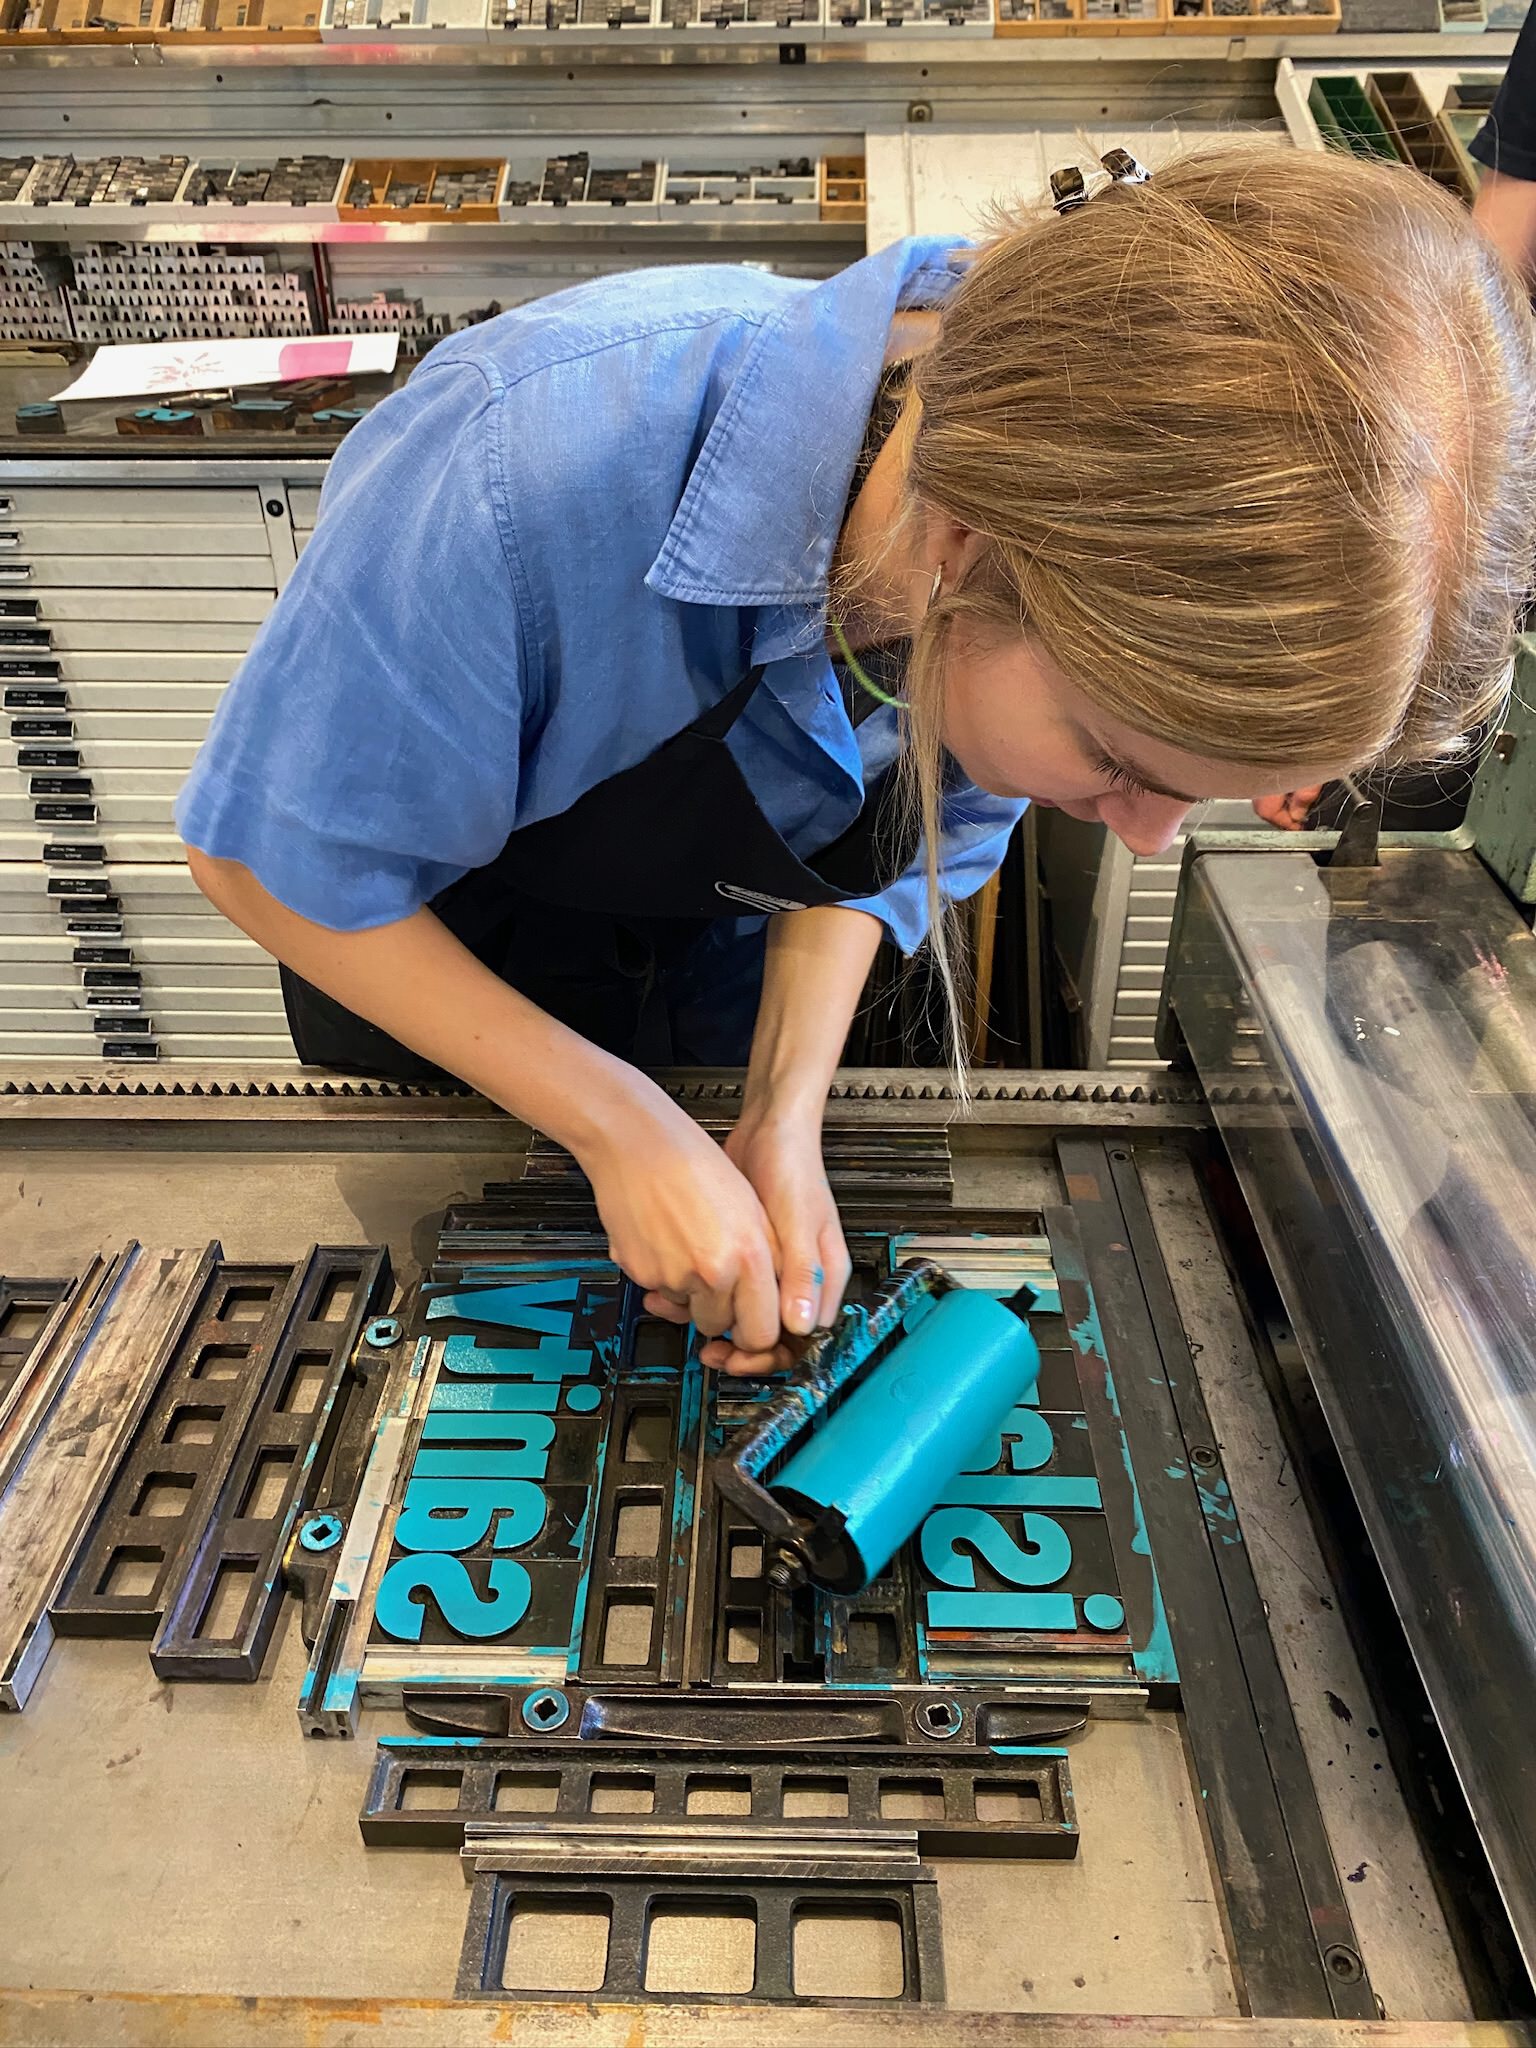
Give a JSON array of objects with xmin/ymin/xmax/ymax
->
[
  {"xmin": 740, "ymin": 904, "xmax": 883, "ymax": 1127},
  {"xmin": 185, "ymin": 847, "xmax": 656, "ymax": 1157}
]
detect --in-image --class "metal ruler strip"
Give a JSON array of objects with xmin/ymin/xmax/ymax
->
[{"xmin": 1056, "ymin": 1134, "xmax": 1373, "ymax": 2021}]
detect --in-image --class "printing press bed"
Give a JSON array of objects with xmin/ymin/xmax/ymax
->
[{"xmin": 5, "ymin": 888, "xmax": 1529, "ymax": 2048}]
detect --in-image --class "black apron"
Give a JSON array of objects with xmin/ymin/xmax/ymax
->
[{"xmin": 281, "ymin": 658, "xmax": 916, "ymax": 1079}]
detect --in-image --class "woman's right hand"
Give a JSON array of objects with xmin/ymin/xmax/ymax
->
[{"xmin": 576, "ymin": 1086, "xmax": 783, "ymax": 1356}]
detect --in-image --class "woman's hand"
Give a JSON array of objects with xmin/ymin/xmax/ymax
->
[
  {"xmin": 701, "ymin": 1109, "xmax": 853, "ymax": 1376},
  {"xmin": 577, "ymin": 1086, "xmax": 783, "ymax": 1360}
]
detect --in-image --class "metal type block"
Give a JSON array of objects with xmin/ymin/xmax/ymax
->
[
  {"xmin": 350, "ymin": 1196, "xmax": 1156, "ymax": 1723},
  {"xmin": 401, "ymin": 1686, "xmax": 1089, "ymax": 1748},
  {"xmin": 456, "ymin": 1847, "xmax": 945, "ymax": 2003},
  {"xmin": 363, "ymin": 1739, "xmax": 1078, "ymax": 1858},
  {"xmin": 506, "ymin": 1124, "xmax": 954, "ymax": 1212},
  {"xmin": 151, "ymin": 1247, "xmax": 391, "ymax": 1680},
  {"xmin": 54, "ymin": 1254, "xmax": 319, "ymax": 1637},
  {"xmin": 297, "ymin": 1333, "xmax": 433, "ymax": 1738},
  {"xmin": 283, "ymin": 1309, "xmax": 403, "ymax": 1647},
  {"xmin": 1467, "ymin": 635, "xmax": 1536, "ymax": 904},
  {"xmin": 0, "ymin": 1275, "xmax": 73, "ymax": 1410},
  {"xmin": 1, "ymin": 1246, "xmax": 212, "ymax": 1710}
]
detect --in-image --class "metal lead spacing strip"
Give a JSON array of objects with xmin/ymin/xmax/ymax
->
[
  {"xmin": 0, "ymin": 1276, "xmax": 73, "ymax": 1408},
  {"xmin": 362, "ymin": 1741, "xmax": 1078, "ymax": 1859},
  {"xmin": 152, "ymin": 1247, "xmax": 391, "ymax": 1682},
  {"xmin": 52, "ymin": 1254, "xmax": 313, "ymax": 1639},
  {"xmin": 0, "ymin": 1253, "xmax": 118, "ymax": 1495},
  {"xmin": 400, "ymin": 1686, "xmax": 1089, "ymax": 1749},
  {"xmin": 456, "ymin": 1847, "xmax": 945, "ymax": 2005}
]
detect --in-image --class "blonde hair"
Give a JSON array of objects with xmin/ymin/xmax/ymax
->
[{"xmin": 836, "ymin": 140, "xmax": 1536, "ymax": 1081}]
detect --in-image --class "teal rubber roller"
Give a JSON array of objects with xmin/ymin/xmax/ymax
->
[{"xmin": 713, "ymin": 1262, "xmax": 1042, "ymax": 1596}]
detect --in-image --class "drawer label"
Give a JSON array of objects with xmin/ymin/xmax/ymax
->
[
  {"xmin": 101, "ymin": 1039, "xmax": 159, "ymax": 1061},
  {"xmin": 30, "ymin": 775, "xmax": 92, "ymax": 798},
  {"xmin": 4, "ymin": 689, "xmax": 67, "ymax": 712},
  {"xmin": 47, "ymin": 880, "xmax": 115, "ymax": 901},
  {"xmin": 74, "ymin": 945, "xmax": 132, "ymax": 966},
  {"xmin": 34, "ymin": 801, "xmax": 98, "ymax": 824},
  {"xmin": 44, "ymin": 842, "xmax": 106, "ymax": 866},
  {"xmin": 17, "ymin": 749, "xmax": 80, "ymax": 771},
  {"xmin": 10, "ymin": 719, "xmax": 72, "ymax": 741}
]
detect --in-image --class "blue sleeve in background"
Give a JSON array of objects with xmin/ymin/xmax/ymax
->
[
  {"xmin": 175, "ymin": 360, "xmax": 532, "ymax": 933},
  {"xmin": 842, "ymin": 782, "xmax": 1027, "ymax": 955},
  {"xmin": 1472, "ymin": 5, "xmax": 1536, "ymax": 181}
]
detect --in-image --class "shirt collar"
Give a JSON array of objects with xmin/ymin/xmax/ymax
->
[{"xmin": 645, "ymin": 235, "xmax": 968, "ymax": 664}]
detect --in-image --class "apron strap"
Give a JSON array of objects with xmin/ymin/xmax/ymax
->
[{"xmin": 691, "ymin": 661, "xmax": 765, "ymax": 742}]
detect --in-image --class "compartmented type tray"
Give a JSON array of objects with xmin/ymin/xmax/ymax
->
[{"xmin": 1276, "ymin": 58, "xmax": 1497, "ymax": 187}]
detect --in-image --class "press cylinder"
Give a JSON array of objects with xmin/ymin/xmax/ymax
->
[{"xmin": 768, "ymin": 1285, "xmax": 1041, "ymax": 1594}]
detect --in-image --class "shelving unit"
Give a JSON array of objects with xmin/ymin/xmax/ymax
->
[{"xmin": 0, "ymin": 25, "xmax": 1514, "ymax": 1067}]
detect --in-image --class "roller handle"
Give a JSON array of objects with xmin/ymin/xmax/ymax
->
[{"xmin": 710, "ymin": 1259, "xmax": 951, "ymax": 1541}]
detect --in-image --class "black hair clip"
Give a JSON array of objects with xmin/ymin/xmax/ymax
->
[
  {"xmin": 1049, "ymin": 166, "xmax": 1088, "ymax": 216},
  {"xmin": 1050, "ymin": 148, "xmax": 1152, "ymax": 215},
  {"xmin": 1100, "ymin": 147, "xmax": 1152, "ymax": 185}
]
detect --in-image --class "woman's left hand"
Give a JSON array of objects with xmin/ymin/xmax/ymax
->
[{"xmin": 699, "ymin": 1111, "xmax": 852, "ymax": 1376}]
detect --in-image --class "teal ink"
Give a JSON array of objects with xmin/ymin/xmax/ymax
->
[
  {"xmin": 920, "ymin": 1508, "xmax": 1072, "ymax": 1590},
  {"xmin": 926, "ymin": 1590, "xmax": 1076, "ymax": 1630},
  {"xmin": 375, "ymin": 1553, "xmax": 532, "ymax": 1640}
]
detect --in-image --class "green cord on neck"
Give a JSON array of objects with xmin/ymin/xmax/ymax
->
[{"xmin": 830, "ymin": 614, "xmax": 910, "ymax": 711}]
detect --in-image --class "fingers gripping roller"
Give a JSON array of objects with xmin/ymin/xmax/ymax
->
[{"xmin": 711, "ymin": 1260, "xmax": 1042, "ymax": 1596}]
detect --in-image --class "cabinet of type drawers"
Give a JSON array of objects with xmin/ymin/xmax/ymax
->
[{"xmin": 0, "ymin": 467, "xmax": 322, "ymax": 1063}]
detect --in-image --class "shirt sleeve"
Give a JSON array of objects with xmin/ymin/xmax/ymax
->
[
  {"xmin": 175, "ymin": 359, "xmax": 531, "ymax": 932},
  {"xmin": 840, "ymin": 778, "xmax": 1026, "ymax": 955},
  {"xmin": 1472, "ymin": 10, "xmax": 1536, "ymax": 182}
]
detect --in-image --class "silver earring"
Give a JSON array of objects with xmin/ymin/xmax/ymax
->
[{"xmin": 928, "ymin": 563, "xmax": 944, "ymax": 611}]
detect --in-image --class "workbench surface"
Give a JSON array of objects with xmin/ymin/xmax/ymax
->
[{"xmin": 0, "ymin": 1124, "xmax": 1467, "ymax": 2025}]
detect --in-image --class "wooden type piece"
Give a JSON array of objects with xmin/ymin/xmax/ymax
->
[
  {"xmin": 0, "ymin": 1245, "xmax": 213, "ymax": 1710},
  {"xmin": 151, "ymin": 1246, "xmax": 390, "ymax": 1681},
  {"xmin": 114, "ymin": 408, "xmax": 204, "ymax": 437},
  {"xmin": 51, "ymin": 1253, "xmax": 312, "ymax": 1637}
]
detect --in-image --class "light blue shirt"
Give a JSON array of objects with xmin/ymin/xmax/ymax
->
[{"xmin": 176, "ymin": 235, "xmax": 1026, "ymax": 954}]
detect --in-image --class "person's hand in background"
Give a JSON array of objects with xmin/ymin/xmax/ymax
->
[
  {"xmin": 1475, "ymin": 168, "xmax": 1536, "ymax": 296},
  {"xmin": 1253, "ymin": 786, "xmax": 1323, "ymax": 830}
]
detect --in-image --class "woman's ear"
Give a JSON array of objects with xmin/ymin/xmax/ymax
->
[{"xmin": 941, "ymin": 523, "xmax": 988, "ymax": 586}]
